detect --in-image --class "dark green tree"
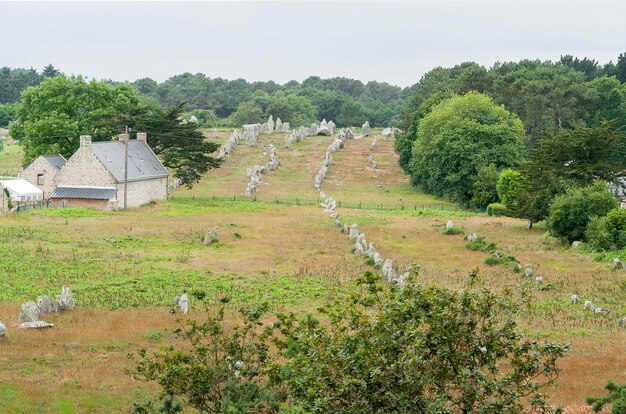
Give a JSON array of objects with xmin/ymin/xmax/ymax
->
[
  {"xmin": 41, "ymin": 64, "xmax": 61, "ymax": 79},
  {"xmin": 336, "ymin": 100, "xmax": 367, "ymax": 127},
  {"xmin": 508, "ymin": 123, "xmax": 626, "ymax": 228}
]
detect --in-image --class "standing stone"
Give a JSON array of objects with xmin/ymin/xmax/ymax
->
[
  {"xmin": 275, "ymin": 117, "xmax": 283, "ymax": 132},
  {"xmin": 368, "ymin": 155, "xmax": 377, "ymax": 169},
  {"xmin": 524, "ymin": 267, "xmax": 533, "ymax": 278},
  {"xmin": 267, "ymin": 115, "xmax": 274, "ymax": 133},
  {"xmin": 370, "ymin": 136, "xmax": 378, "ymax": 151},
  {"xmin": 614, "ymin": 258, "xmax": 624, "ymax": 269},
  {"xmin": 569, "ymin": 294, "xmax": 579, "ymax": 304},
  {"xmin": 37, "ymin": 295, "xmax": 57, "ymax": 315},
  {"xmin": 620, "ymin": 316, "xmax": 626, "ymax": 328},
  {"xmin": 571, "ymin": 241, "xmax": 582, "ymax": 248},
  {"xmin": 381, "ymin": 127, "xmax": 392, "ymax": 140},
  {"xmin": 0, "ymin": 321, "xmax": 7, "ymax": 339},
  {"xmin": 179, "ymin": 294, "xmax": 189, "ymax": 314},
  {"xmin": 446, "ymin": 220, "xmax": 454, "ymax": 229},
  {"xmin": 373, "ymin": 252, "xmax": 384, "ymax": 266},
  {"xmin": 189, "ymin": 115, "xmax": 199, "ymax": 124},
  {"xmin": 174, "ymin": 296, "xmax": 181, "ymax": 306},
  {"xmin": 361, "ymin": 121, "xmax": 371, "ymax": 137},
  {"xmin": 535, "ymin": 276, "xmax": 543, "ymax": 285},
  {"xmin": 204, "ymin": 227, "xmax": 219, "ymax": 245},
  {"xmin": 56, "ymin": 285, "xmax": 75, "ymax": 311},
  {"xmin": 19, "ymin": 301, "xmax": 39, "ymax": 323},
  {"xmin": 327, "ymin": 120, "xmax": 336, "ymax": 134},
  {"xmin": 382, "ymin": 259, "xmax": 396, "ymax": 282},
  {"xmin": 349, "ymin": 224, "xmax": 360, "ymax": 242}
]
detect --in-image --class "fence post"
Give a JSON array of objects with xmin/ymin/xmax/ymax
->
[
  {"xmin": 358, "ymin": 202, "xmax": 361, "ymax": 209},
  {"xmin": 296, "ymin": 198, "xmax": 300, "ymax": 206}
]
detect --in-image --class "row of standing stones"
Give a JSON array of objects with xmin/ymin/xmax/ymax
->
[
  {"xmin": 0, "ymin": 285, "xmax": 75, "ymax": 340},
  {"xmin": 450, "ymin": 220, "xmax": 626, "ymax": 328},
  {"xmin": 313, "ymin": 122, "xmax": 412, "ymax": 286}
]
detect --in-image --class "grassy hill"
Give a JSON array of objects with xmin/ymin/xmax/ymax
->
[{"xmin": 0, "ymin": 130, "xmax": 623, "ymax": 412}]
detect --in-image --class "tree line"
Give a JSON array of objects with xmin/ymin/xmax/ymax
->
[{"xmin": 0, "ymin": 66, "xmax": 407, "ymax": 129}]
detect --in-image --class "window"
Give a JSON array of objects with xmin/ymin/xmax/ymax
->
[{"xmin": 37, "ymin": 174, "xmax": 44, "ymax": 185}]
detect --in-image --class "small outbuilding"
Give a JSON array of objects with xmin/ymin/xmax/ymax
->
[
  {"xmin": 21, "ymin": 154, "xmax": 66, "ymax": 199},
  {"xmin": 0, "ymin": 179, "xmax": 44, "ymax": 202}
]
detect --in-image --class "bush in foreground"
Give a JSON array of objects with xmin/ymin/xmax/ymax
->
[{"xmin": 131, "ymin": 272, "xmax": 568, "ymax": 414}]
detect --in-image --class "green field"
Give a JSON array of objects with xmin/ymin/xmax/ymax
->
[{"xmin": 0, "ymin": 132, "xmax": 624, "ymax": 412}]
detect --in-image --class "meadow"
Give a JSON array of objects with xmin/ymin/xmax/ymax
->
[{"xmin": 0, "ymin": 130, "xmax": 623, "ymax": 413}]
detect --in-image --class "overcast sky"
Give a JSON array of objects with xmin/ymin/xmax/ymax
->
[{"xmin": 1, "ymin": 1, "xmax": 625, "ymax": 87}]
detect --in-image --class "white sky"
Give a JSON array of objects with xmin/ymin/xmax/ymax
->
[{"xmin": 1, "ymin": 1, "xmax": 625, "ymax": 87}]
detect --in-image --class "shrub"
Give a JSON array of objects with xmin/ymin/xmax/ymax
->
[
  {"xmin": 276, "ymin": 271, "xmax": 568, "ymax": 414},
  {"xmin": 497, "ymin": 169, "xmax": 524, "ymax": 207},
  {"xmin": 471, "ymin": 164, "xmax": 500, "ymax": 209},
  {"xmin": 465, "ymin": 237, "xmax": 498, "ymax": 253},
  {"xmin": 547, "ymin": 182, "xmax": 618, "ymax": 243},
  {"xmin": 129, "ymin": 296, "xmax": 282, "ymax": 414},
  {"xmin": 487, "ymin": 203, "xmax": 508, "ymax": 217},
  {"xmin": 586, "ymin": 381, "xmax": 626, "ymax": 414},
  {"xmin": 484, "ymin": 255, "xmax": 502, "ymax": 265},
  {"xmin": 442, "ymin": 226, "xmax": 465, "ymax": 235},
  {"xmin": 586, "ymin": 208, "xmax": 626, "ymax": 251}
]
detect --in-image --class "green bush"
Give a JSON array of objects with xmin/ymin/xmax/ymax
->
[
  {"xmin": 586, "ymin": 381, "xmax": 626, "ymax": 414},
  {"xmin": 547, "ymin": 182, "xmax": 618, "ymax": 243},
  {"xmin": 471, "ymin": 164, "xmax": 500, "ymax": 209},
  {"xmin": 586, "ymin": 208, "xmax": 626, "ymax": 251},
  {"xmin": 484, "ymin": 255, "xmax": 502, "ymax": 265},
  {"xmin": 487, "ymin": 203, "xmax": 508, "ymax": 217},
  {"xmin": 496, "ymin": 169, "xmax": 524, "ymax": 207},
  {"xmin": 465, "ymin": 237, "xmax": 498, "ymax": 253},
  {"xmin": 442, "ymin": 226, "xmax": 465, "ymax": 235}
]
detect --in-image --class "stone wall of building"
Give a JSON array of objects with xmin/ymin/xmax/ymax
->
[
  {"xmin": 21, "ymin": 157, "xmax": 61, "ymax": 199},
  {"xmin": 56, "ymin": 147, "xmax": 117, "ymax": 188},
  {"xmin": 49, "ymin": 198, "xmax": 110, "ymax": 210},
  {"xmin": 116, "ymin": 176, "xmax": 168, "ymax": 208}
]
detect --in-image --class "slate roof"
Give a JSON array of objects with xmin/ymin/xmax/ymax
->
[
  {"xmin": 90, "ymin": 140, "xmax": 168, "ymax": 183},
  {"xmin": 43, "ymin": 155, "xmax": 66, "ymax": 170},
  {"xmin": 22, "ymin": 154, "xmax": 66, "ymax": 171},
  {"xmin": 50, "ymin": 186, "xmax": 117, "ymax": 200}
]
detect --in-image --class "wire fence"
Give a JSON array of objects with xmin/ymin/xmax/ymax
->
[
  {"xmin": 0, "ymin": 172, "xmax": 18, "ymax": 179},
  {"xmin": 168, "ymin": 195, "xmax": 459, "ymax": 212}
]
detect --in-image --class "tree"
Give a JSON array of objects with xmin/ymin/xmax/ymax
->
[
  {"xmin": 275, "ymin": 271, "xmax": 568, "ymax": 414},
  {"xmin": 131, "ymin": 103, "xmax": 222, "ymax": 187},
  {"xmin": 580, "ymin": 76, "xmax": 626, "ymax": 130},
  {"xmin": 336, "ymin": 100, "xmax": 366, "ymax": 127},
  {"xmin": 10, "ymin": 75, "xmax": 144, "ymax": 161},
  {"xmin": 409, "ymin": 92, "xmax": 524, "ymax": 205},
  {"xmin": 617, "ymin": 52, "xmax": 626, "ymax": 83},
  {"xmin": 228, "ymin": 101, "xmax": 264, "ymax": 127},
  {"xmin": 0, "ymin": 103, "xmax": 16, "ymax": 127},
  {"xmin": 560, "ymin": 55, "xmax": 599, "ymax": 81},
  {"xmin": 41, "ymin": 64, "xmax": 61, "ymax": 79},
  {"xmin": 488, "ymin": 60, "xmax": 587, "ymax": 141},
  {"xmin": 470, "ymin": 163, "xmax": 501, "ymax": 209},
  {"xmin": 547, "ymin": 182, "xmax": 618, "ymax": 243},
  {"xmin": 508, "ymin": 123, "xmax": 626, "ymax": 228},
  {"xmin": 395, "ymin": 90, "xmax": 456, "ymax": 174}
]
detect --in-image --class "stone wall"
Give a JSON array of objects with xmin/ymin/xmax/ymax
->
[
  {"xmin": 56, "ymin": 147, "xmax": 117, "ymax": 188},
  {"xmin": 49, "ymin": 198, "xmax": 110, "ymax": 210},
  {"xmin": 116, "ymin": 177, "xmax": 168, "ymax": 208},
  {"xmin": 21, "ymin": 157, "xmax": 61, "ymax": 199}
]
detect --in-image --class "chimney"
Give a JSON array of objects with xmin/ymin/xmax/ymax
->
[
  {"xmin": 79, "ymin": 135, "xmax": 92, "ymax": 148},
  {"xmin": 136, "ymin": 132, "xmax": 147, "ymax": 144}
]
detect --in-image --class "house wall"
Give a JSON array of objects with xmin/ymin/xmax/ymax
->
[
  {"xmin": 0, "ymin": 189, "xmax": 7, "ymax": 214},
  {"xmin": 56, "ymin": 147, "xmax": 117, "ymax": 188},
  {"xmin": 117, "ymin": 176, "xmax": 168, "ymax": 208},
  {"xmin": 21, "ymin": 157, "xmax": 60, "ymax": 198},
  {"xmin": 50, "ymin": 198, "xmax": 110, "ymax": 210}
]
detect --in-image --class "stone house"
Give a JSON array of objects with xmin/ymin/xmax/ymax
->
[
  {"xmin": 21, "ymin": 154, "xmax": 66, "ymax": 199},
  {"xmin": 49, "ymin": 133, "xmax": 168, "ymax": 210}
]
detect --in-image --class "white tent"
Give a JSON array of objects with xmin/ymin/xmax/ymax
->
[{"xmin": 0, "ymin": 179, "xmax": 43, "ymax": 202}]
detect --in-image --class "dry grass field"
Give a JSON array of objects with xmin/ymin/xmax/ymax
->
[{"xmin": 0, "ymin": 130, "xmax": 623, "ymax": 413}]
